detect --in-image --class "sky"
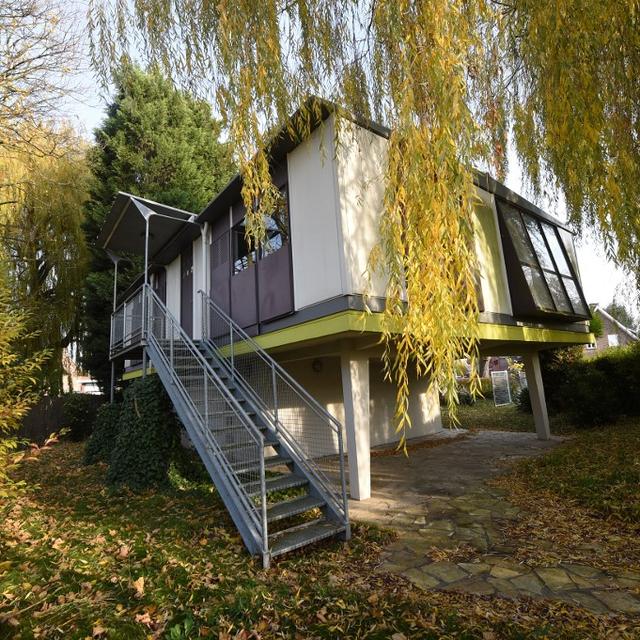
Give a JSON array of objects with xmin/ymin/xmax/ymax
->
[{"xmin": 62, "ymin": 56, "xmax": 632, "ymax": 314}]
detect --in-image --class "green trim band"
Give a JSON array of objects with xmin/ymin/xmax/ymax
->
[
  {"xmin": 121, "ymin": 312, "xmax": 592, "ymax": 378},
  {"xmin": 251, "ymin": 310, "xmax": 593, "ymax": 351},
  {"xmin": 122, "ymin": 366, "xmax": 156, "ymax": 381}
]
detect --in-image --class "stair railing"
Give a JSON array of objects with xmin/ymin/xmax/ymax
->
[
  {"xmin": 141, "ymin": 285, "xmax": 269, "ymax": 561},
  {"xmin": 199, "ymin": 290, "xmax": 350, "ymax": 534}
]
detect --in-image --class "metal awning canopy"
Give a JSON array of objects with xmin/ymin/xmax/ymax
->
[{"xmin": 97, "ymin": 192, "xmax": 199, "ymax": 263}]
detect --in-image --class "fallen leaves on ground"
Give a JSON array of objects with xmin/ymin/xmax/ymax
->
[
  {"xmin": 491, "ymin": 419, "xmax": 640, "ymax": 573},
  {"xmin": 0, "ymin": 442, "xmax": 638, "ymax": 639},
  {"xmin": 371, "ymin": 433, "xmax": 467, "ymax": 458}
]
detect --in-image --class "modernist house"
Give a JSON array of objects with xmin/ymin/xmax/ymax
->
[
  {"xmin": 98, "ymin": 100, "xmax": 593, "ymax": 565},
  {"xmin": 584, "ymin": 304, "xmax": 638, "ymax": 357}
]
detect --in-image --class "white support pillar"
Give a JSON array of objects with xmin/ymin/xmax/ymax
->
[
  {"xmin": 522, "ymin": 351, "xmax": 550, "ymax": 440},
  {"xmin": 340, "ymin": 351, "xmax": 371, "ymax": 500}
]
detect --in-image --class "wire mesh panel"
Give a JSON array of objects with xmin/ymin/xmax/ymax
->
[
  {"xmin": 145, "ymin": 287, "xmax": 267, "ymax": 544},
  {"xmin": 201, "ymin": 292, "xmax": 349, "ymax": 524},
  {"xmin": 491, "ymin": 370, "xmax": 512, "ymax": 406}
]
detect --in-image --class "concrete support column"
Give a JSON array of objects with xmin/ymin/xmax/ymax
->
[
  {"xmin": 522, "ymin": 351, "xmax": 550, "ymax": 440},
  {"xmin": 340, "ymin": 351, "xmax": 371, "ymax": 500}
]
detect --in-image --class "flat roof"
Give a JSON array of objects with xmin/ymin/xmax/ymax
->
[{"xmin": 97, "ymin": 192, "xmax": 200, "ymax": 264}]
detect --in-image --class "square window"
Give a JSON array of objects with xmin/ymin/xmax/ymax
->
[
  {"xmin": 502, "ymin": 204, "xmax": 537, "ymax": 265},
  {"xmin": 562, "ymin": 277, "xmax": 587, "ymax": 315},
  {"xmin": 261, "ymin": 189, "xmax": 289, "ymax": 258},
  {"xmin": 544, "ymin": 272, "xmax": 572, "ymax": 312},
  {"xmin": 523, "ymin": 215, "xmax": 555, "ymax": 270},
  {"xmin": 558, "ymin": 228, "xmax": 580, "ymax": 277},
  {"xmin": 608, "ymin": 334, "xmax": 620, "ymax": 347},
  {"xmin": 232, "ymin": 220, "xmax": 256, "ymax": 274}
]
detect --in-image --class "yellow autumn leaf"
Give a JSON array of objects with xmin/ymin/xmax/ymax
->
[{"xmin": 132, "ymin": 576, "xmax": 144, "ymax": 597}]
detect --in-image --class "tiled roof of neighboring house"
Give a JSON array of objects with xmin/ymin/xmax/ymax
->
[{"xmin": 591, "ymin": 304, "xmax": 639, "ymax": 341}]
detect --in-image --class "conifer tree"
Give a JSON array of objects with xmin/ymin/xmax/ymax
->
[{"xmin": 80, "ymin": 64, "xmax": 234, "ymax": 390}]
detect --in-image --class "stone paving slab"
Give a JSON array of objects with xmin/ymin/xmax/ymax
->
[{"xmin": 352, "ymin": 430, "xmax": 640, "ymax": 616}]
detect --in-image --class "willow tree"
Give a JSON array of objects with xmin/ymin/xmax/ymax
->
[
  {"xmin": 0, "ymin": 127, "xmax": 89, "ymax": 394},
  {"xmin": 87, "ymin": 0, "xmax": 640, "ymax": 433}
]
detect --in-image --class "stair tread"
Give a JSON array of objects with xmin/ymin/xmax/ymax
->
[
  {"xmin": 247, "ymin": 473, "xmax": 307, "ymax": 496},
  {"xmin": 220, "ymin": 436, "xmax": 279, "ymax": 450},
  {"xmin": 267, "ymin": 495, "xmax": 325, "ymax": 522},
  {"xmin": 234, "ymin": 454, "xmax": 290, "ymax": 475},
  {"xmin": 269, "ymin": 519, "xmax": 344, "ymax": 556}
]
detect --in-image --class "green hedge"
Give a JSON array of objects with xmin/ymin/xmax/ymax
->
[
  {"xmin": 106, "ymin": 377, "xmax": 180, "ymax": 491},
  {"xmin": 84, "ymin": 402, "xmax": 122, "ymax": 465},
  {"xmin": 543, "ymin": 342, "xmax": 640, "ymax": 427},
  {"xmin": 62, "ymin": 393, "xmax": 105, "ymax": 441}
]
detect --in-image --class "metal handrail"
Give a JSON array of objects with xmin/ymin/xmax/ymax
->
[
  {"xmin": 142, "ymin": 285, "xmax": 269, "ymax": 556},
  {"xmin": 198, "ymin": 290, "xmax": 349, "ymax": 527},
  {"xmin": 198, "ymin": 290, "xmax": 344, "ymax": 433}
]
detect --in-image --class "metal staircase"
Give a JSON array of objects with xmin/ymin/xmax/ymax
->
[{"xmin": 110, "ymin": 284, "xmax": 350, "ymax": 568}]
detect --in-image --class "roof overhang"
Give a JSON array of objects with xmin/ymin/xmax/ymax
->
[{"xmin": 97, "ymin": 192, "xmax": 200, "ymax": 264}]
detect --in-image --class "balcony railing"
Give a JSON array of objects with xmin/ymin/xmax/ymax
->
[{"xmin": 110, "ymin": 287, "xmax": 145, "ymax": 358}]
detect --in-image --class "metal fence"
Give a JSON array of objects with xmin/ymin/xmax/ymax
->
[{"xmin": 199, "ymin": 291, "xmax": 349, "ymax": 528}]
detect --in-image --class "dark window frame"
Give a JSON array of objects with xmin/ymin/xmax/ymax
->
[
  {"xmin": 496, "ymin": 199, "xmax": 589, "ymax": 320},
  {"xmin": 230, "ymin": 184, "xmax": 290, "ymax": 276}
]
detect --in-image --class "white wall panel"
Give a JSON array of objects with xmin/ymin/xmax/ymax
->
[
  {"xmin": 287, "ymin": 116, "xmax": 345, "ymax": 310},
  {"xmin": 165, "ymin": 255, "xmax": 181, "ymax": 320},
  {"xmin": 474, "ymin": 189, "xmax": 513, "ymax": 315},
  {"xmin": 336, "ymin": 122, "xmax": 389, "ymax": 299}
]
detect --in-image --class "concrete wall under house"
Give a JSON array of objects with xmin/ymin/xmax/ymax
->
[{"xmin": 274, "ymin": 354, "xmax": 442, "ymax": 456}]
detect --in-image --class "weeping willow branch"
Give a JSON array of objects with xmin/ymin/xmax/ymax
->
[{"xmin": 85, "ymin": 0, "xmax": 640, "ymax": 435}]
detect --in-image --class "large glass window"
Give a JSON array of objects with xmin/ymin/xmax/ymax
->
[
  {"xmin": 231, "ymin": 186, "xmax": 290, "ymax": 274},
  {"xmin": 262, "ymin": 188, "xmax": 289, "ymax": 258},
  {"xmin": 232, "ymin": 219, "xmax": 256, "ymax": 274},
  {"xmin": 498, "ymin": 201, "xmax": 588, "ymax": 317}
]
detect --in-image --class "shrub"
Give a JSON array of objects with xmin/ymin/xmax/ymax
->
[
  {"xmin": 457, "ymin": 388, "xmax": 475, "ymax": 405},
  {"xmin": 479, "ymin": 377, "xmax": 493, "ymax": 400},
  {"xmin": 454, "ymin": 376, "xmax": 492, "ymax": 404},
  {"xmin": 516, "ymin": 387, "xmax": 532, "ymax": 414},
  {"xmin": 540, "ymin": 346, "xmax": 584, "ymax": 414},
  {"xmin": 84, "ymin": 402, "xmax": 121, "ymax": 465},
  {"xmin": 107, "ymin": 377, "xmax": 180, "ymax": 491},
  {"xmin": 564, "ymin": 363, "xmax": 620, "ymax": 427},
  {"xmin": 548, "ymin": 342, "xmax": 640, "ymax": 428},
  {"xmin": 62, "ymin": 393, "xmax": 104, "ymax": 441}
]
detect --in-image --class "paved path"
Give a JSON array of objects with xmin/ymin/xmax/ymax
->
[{"xmin": 350, "ymin": 430, "xmax": 640, "ymax": 616}]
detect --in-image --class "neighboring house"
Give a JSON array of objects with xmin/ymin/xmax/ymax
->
[
  {"xmin": 584, "ymin": 304, "xmax": 638, "ymax": 357},
  {"xmin": 62, "ymin": 348, "xmax": 101, "ymax": 394},
  {"xmin": 97, "ymin": 99, "xmax": 593, "ymax": 566}
]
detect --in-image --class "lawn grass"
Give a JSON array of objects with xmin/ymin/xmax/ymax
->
[
  {"xmin": 508, "ymin": 418, "xmax": 640, "ymax": 523},
  {"xmin": 0, "ymin": 442, "xmax": 633, "ymax": 639},
  {"xmin": 443, "ymin": 398, "xmax": 574, "ymax": 434}
]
